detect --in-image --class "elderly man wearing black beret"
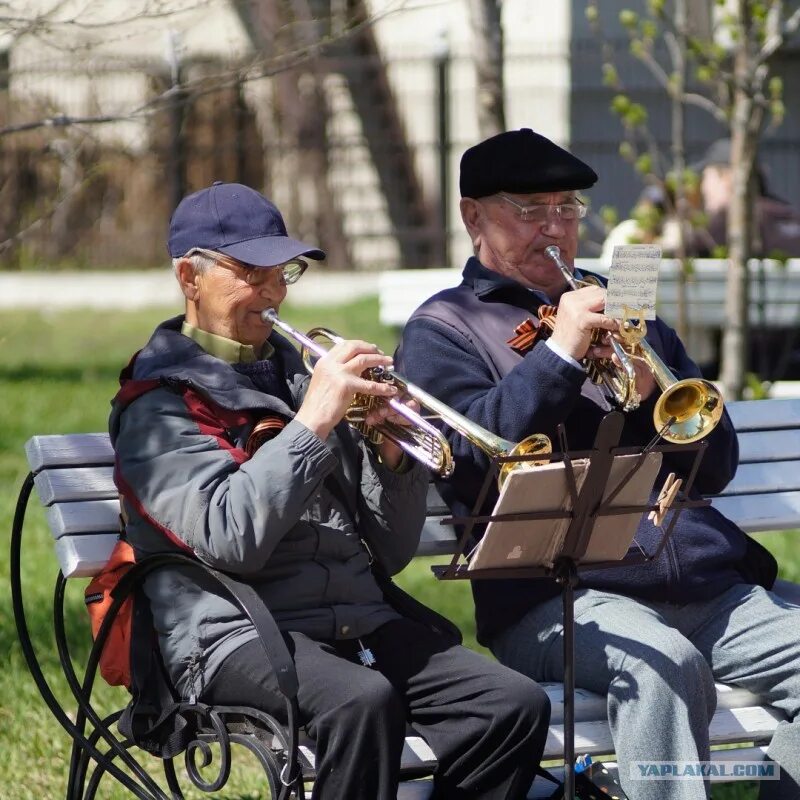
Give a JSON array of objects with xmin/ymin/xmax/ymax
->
[{"xmin": 397, "ymin": 129, "xmax": 800, "ymax": 800}]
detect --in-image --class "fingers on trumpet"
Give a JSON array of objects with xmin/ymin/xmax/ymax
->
[
  {"xmin": 365, "ymin": 394, "xmax": 420, "ymax": 428},
  {"xmin": 320, "ymin": 340, "xmax": 399, "ymax": 398},
  {"xmin": 586, "ymin": 331, "xmax": 623, "ymax": 363}
]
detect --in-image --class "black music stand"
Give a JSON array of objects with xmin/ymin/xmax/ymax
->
[{"xmin": 432, "ymin": 412, "xmax": 709, "ymax": 799}]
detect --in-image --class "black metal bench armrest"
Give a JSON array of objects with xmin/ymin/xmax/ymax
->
[{"xmin": 95, "ymin": 553, "xmax": 302, "ymax": 797}]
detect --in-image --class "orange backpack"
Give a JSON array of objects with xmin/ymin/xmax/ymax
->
[{"xmin": 84, "ymin": 539, "xmax": 136, "ymax": 688}]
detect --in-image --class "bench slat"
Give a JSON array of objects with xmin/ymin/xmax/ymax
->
[
  {"xmin": 397, "ymin": 784, "xmax": 434, "ymax": 800},
  {"xmin": 728, "ymin": 398, "xmax": 800, "ymax": 432},
  {"xmin": 715, "ymin": 461, "xmax": 800, "ymax": 497},
  {"xmin": 737, "ymin": 430, "xmax": 800, "ymax": 463},
  {"xmin": 26, "ymin": 433, "xmax": 114, "ymax": 473},
  {"xmin": 55, "ymin": 533, "xmax": 119, "ymax": 578},
  {"xmin": 47, "ymin": 499, "xmax": 120, "ymax": 539},
  {"xmin": 418, "ymin": 519, "xmax": 458, "ymax": 556},
  {"xmin": 419, "ymin": 490, "xmax": 800, "ymax": 557},
  {"xmin": 300, "ymin": 736, "xmax": 436, "ymax": 774},
  {"xmin": 711, "ymin": 492, "xmax": 800, "ymax": 533},
  {"xmin": 542, "ymin": 704, "xmax": 786, "ymax": 761},
  {"xmin": 49, "ymin": 490, "xmax": 793, "ymax": 572},
  {"xmin": 34, "ymin": 466, "xmax": 117, "ymax": 506},
  {"xmin": 425, "ymin": 484, "xmax": 449, "ymax": 515},
  {"xmin": 542, "ymin": 681, "xmax": 768, "ymax": 727}
]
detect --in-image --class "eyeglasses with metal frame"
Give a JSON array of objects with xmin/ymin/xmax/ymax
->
[
  {"xmin": 496, "ymin": 193, "xmax": 587, "ymax": 223},
  {"xmin": 185, "ymin": 247, "xmax": 308, "ymax": 286}
]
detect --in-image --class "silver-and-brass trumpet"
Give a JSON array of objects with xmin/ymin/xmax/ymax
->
[
  {"xmin": 262, "ymin": 309, "xmax": 552, "ymax": 484},
  {"xmin": 544, "ymin": 246, "xmax": 723, "ymax": 444}
]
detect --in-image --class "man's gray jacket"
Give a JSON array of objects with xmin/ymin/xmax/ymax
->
[{"xmin": 109, "ymin": 316, "xmax": 429, "ymax": 697}]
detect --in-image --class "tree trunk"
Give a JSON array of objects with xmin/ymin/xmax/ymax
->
[
  {"xmin": 671, "ymin": 0, "xmax": 690, "ymax": 344},
  {"xmin": 719, "ymin": 1, "xmax": 765, "ymax": 399},
  {"xmin": 467, "ymin": 0, "xmax": 505, "ymax": 138}
]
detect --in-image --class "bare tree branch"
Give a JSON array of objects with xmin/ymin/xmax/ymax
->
[
  {"xmin": 0, "ymin": 0, "xmax": 412, "ymax": 139},
  {"xmin": 681, "ymin": 91, "xmax": 729, "ymax": 122},
  {"xmin": 759, "ymin": 4, "xmax": 800, "ymax": 62},
  {"xmin": 631, "ymin": 42, "xmax": 673, "ymax": 91},
  {"xmin": 0, "ymin": 164, "xmax": 98, "ymax": 254}
]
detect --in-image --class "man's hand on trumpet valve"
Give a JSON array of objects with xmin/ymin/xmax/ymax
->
[
  {"xmin": 294, "ymin": 339, "xmax": 398, "ymax": 442},
  {"xmin": 364, "ymin": 394, "xmax": 422, "ymax": 471},
  {"xmin": 549, "ymin": 284, "xmax": 617, "ymax": 361},
  {"xmin": 586, "ymin": 334, "xmax": 658, "ymax": 402}
]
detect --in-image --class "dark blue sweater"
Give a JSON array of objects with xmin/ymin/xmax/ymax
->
[{"xmin": 396, "ymin": 257, "xmax": 777, "ymax": 646}]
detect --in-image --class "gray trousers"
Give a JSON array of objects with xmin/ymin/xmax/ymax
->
[{"xmin": 492, "ymin": 583, "xmax": 800, "ymax": 800}]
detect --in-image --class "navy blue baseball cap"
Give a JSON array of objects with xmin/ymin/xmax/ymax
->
[{"xmin": 168, "ymin": 181, "xmax": 325, "ymax": 266}]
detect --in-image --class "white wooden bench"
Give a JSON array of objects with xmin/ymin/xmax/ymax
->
[{"xmin": 12, "ymin": 397, "xmax": 800, "ymax": 798}]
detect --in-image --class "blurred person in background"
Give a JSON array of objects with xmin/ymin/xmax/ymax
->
[
  {"xmin": 695, "ymin": 139, "xmax": 800, "ymax": 380},
  {"xmin": 601, "ymin": 181, "xmax": 711, "ymax": 263},
  {"xmin": 695, "ymin": 138, "xmax": 800, "ymax": 259}
]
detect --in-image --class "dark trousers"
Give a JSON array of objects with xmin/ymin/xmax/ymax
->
[{"xmin": 203, "ymin": 618, "xmax": 550, "ymax": 800}]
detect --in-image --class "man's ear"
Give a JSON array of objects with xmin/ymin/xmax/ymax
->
[
  {"xmin": 176, "ymin": 258, "xmax": 200, "ymax": 301},
  {"xmin": 460, "ymin": 198, "xmax": 482, "ymax": 245}
]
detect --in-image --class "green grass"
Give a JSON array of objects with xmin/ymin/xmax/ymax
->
[
  {"xmin": 0, "ymin": 299, "xmax": 794, "ymax": 798},
  {"xmin": 0, "ymin": 300, "xmax": 472, "ymax": 799}
]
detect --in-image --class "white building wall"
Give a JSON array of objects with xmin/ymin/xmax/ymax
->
[
  {"xmin": 367, "ymin": 0, "xmax": 573, "ymax": 265},
  {"xmin": 7, "ymin": 0, "xmax": 252, "ymax": 151}
]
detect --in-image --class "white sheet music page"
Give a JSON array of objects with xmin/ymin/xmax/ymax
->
[{"xmin": 605, "ymin": 244, "xmax": 661, "ymax": 320}]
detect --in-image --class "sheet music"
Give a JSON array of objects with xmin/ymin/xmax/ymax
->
[
  {"xmin": 606, "ymin": 244, "xmax": 661, "ymax": 320},
  {"xmin": 467, "ymin": 452, "xmax": 663, "ymax": 571}
]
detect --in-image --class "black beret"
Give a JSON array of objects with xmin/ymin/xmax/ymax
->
[{"xmin": 459, "ymin": 128, "xmax": 598, "ymax": 198}]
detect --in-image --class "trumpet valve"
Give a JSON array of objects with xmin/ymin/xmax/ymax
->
[{"xmin": 345, "ymin": 395, "xmax": 385, "ymax": 445}]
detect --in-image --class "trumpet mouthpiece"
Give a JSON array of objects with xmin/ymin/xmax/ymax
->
[
  {"xmin": 261, "ymin": 308, "xmax": 278, "ymax": 323},
  {"xmin": 544, "ymin": 245, "xmax": 561, "ymax": 260}
]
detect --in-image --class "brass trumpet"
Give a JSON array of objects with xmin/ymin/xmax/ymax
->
[
  {"xmin": 262, "ymin": 309, "xmax": 552, "ymax": 484},
  {"xmin": 545, "ymin": 245, "xmax": 641, "ymax": 410},
  {"xmin": 544, "ymin": 246, "xmax": 723, "ymax": 444}
]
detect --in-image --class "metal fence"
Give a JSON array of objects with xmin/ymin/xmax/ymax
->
[{"xmin": 1, "ymin": 41, "xmax": 798, "ymax": 271}]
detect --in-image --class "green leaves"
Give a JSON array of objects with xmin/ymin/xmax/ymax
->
[
  {"xmin": 619, "ymin": 9, "xmax": 639, "ymax": 29},
  {"xmin": 599, "ymin": 205, "xmax": 620, "ymax": 227},
  {"xmin": 602, "ymin": 63, "xmax": 620, "ymax": 88},
  {"xmin": 611, "ymin": 94, "xmax": 631, "ymax": 115},
  {"xmin": 610, "ymin": 94, "xmax": 648, "ymax": 128},
  {"xmin": 635, "ymin": 153, "xmax": 653, "ymax": 175}
]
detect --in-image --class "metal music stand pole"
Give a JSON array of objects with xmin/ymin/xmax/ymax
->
[
  {"xmin": 552, "ymin": 412, "xmax": 626, "ymax": 799},
  {"xmin": 434, "ymin": 410, "xmax": 706, "ymax": 799},
  {"xmin": 553, "ymin": 556, "xmax": 579, "ymax": 798}
]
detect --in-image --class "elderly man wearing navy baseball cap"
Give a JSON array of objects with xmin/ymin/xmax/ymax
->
[
  {"xmin": 398, "ymin": 130, "xmax": 800, "ymax": 800},
  {"xmin": 107, "ymin": 182, "xmax": 550, "ymax": 800}
]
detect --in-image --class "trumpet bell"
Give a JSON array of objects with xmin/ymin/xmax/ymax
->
[
  {"xmin": 497, "ymin": 434, "xmax": 553, "ymax": 488},
  {"xmin": 654, "ymin": 379, "xmax": 724, "ymax": 444}
]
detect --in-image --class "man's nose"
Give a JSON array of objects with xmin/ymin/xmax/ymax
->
[
  {"xmin": 257, "ymin": 275, "xmax": 287, "ymax": 297},
  {"xmin": 540, "ymin": 212, "xmax": 567, "ymax": 235}
]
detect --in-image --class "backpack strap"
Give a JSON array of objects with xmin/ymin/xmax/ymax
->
[{"xmin": 117, "ymin": 553, "xmax": 300, "ymax": 792}]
